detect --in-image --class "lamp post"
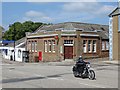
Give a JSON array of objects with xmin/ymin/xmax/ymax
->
[{"xmin": 9, "ymin": 24, "xmax": 16, "ymax": 61}]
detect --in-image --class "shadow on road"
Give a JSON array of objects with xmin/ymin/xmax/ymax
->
[{"xmin": 2, "ymin": 72, "xmax": 71, "ymax": 84}]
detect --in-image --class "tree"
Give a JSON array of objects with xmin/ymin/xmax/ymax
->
[{"xmin": 3, "ymin": 21, "xmax": 46, "ymax": 41}]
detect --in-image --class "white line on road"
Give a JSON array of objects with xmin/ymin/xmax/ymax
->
[
  {"xmin": 48, "ymin": 78, "xmax": 64, "ymax": 81},
  {"xmin": 79, "ymin": 82, "xmax": 106, "ymax": 88}
]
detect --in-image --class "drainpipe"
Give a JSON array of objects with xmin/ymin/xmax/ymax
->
[{"xmin": 118, "ymin": 0, "xmax": 120, "ymax": 61}]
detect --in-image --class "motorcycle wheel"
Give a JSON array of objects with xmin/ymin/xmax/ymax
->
[
  {"xmin": 88, "ymin": 70, "xmax": 95, "ymax": 80},
  {"xmin": 73, "ymin": 71, "xmax": 79, "ymax": 77}
]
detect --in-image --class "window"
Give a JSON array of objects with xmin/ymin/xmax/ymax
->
[
  {"xmin": 28, "ymin": 42, "xmax": 31, "ymax": 52},
  {"xmin": 18, "ymin": 49, "xmax": 21, "ymax": 58},
  {"xmin": 106, "ymin": 41, "xmax": 109, "ymax": 50},
  {"xmin": 88, "ymin": 40, "xmax": 92, "ymax": 52},
  {"xmin": 5, "ymin": 49, "xmax": 8, "ymax": 55},
  {"xmin": 52, "ymin": 40, "xmax": 55, "ymax": 53},
  {"xmin": 83, "ymin": 40, "xmax": 87, "ymax": 53},
  {"xmin": 92, "ymin": 40, "xmax": 96, "ymax": 52},
  {"xmin": 49, "ymin": 40, "xmax": 52, "ymax": 52},
  {"xmin": 64, "ymin": 40, "xmax": 73, "ymax": 44},
  {"xmin": 32, "ymin": 41, "xmax": 34, "ymax": 52},
  {"xmin": 102, "ymin": 41, "xmax": 105, "ymax": 50},
  {"xmin": 34, "ymin": 41, "xmax": 37, "ymax": 52},
  {"xmin": 44, "ymin": 41, "xmax": 47, "ymax": 52}
]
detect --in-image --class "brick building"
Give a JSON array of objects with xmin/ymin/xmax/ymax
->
[
  {"xmin": 109, "ymin": 1, "xmax": 120, "ymax": 61},
  {"xmin": 26, "ymin": 22, "xmax": 109, "ymax": 62}
]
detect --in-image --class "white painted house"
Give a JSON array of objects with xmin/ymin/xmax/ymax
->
[{"xmin": 0, "ymin": 37, "xmax": 27, "ymax": 62}]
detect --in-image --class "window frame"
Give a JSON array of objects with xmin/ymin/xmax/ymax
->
[
  {"xmin": 83, "ymin": 40, "xmax": 87, "ymax": 53},
  {"xmin": 52, "ymin": 40, "xmax": 56, "ymax": 53},
  {"xmin": 44, "ymin": 40, "xmax": 47, "ymax": 52},
  {"xmin": 18, "ymin": 49, "xmax": 21, "ymax": 58},
  {"xmin": 88, "ymin": 40, "xmax": 92, "ymax": 53},
  {"xmin": 34, "ymin": 41, "xmax": 37, "ymax": 52},
  {"xmin": 92, "ymin": 40, "xmax": 97, "ymax": 53},
  {"xmin": 49, "ymin": 40, "xmax": 52, "ymax": 52},
  {"xmin": 102, "ymin": 41, "xmax": 105, "ymax": 50},
  {"xmin": 106, "ymin": 41, "xmax": 109, "ymax": 50}
]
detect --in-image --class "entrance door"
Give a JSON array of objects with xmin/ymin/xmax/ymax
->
[{"xmin": 64, "ymin": 46, "xmax": 73, "ymax": 59}]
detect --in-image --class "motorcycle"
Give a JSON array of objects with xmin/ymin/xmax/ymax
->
[{"xmin": 72, "ymin": 60, "xmax": 95, "ymax": 80}]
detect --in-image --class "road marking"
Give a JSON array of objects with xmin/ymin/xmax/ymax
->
[
  {"xmin": 79, "ymin": 82, "xmax": 106, "ymax": 88},
  {"xmin": 48, "ymin": 78, "xmax": 64, "ymax": 81}
]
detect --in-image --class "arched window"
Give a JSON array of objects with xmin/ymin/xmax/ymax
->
[{"xmin": 18, "ymin": 49, "xmax": 21, "ymax": 58}]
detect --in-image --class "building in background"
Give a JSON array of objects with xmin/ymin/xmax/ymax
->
[
  {"xmin": 0, "ymin": 37, "xmax": 28, "ymax": 62},
  {"xmin": 0, "ymin": 26, "xmax": 4, "ymax": 46},
  {"xmin": 109, "ymin": 1, "xmax": 120, "ymax": 61},
  {"xmin": 26, "ymin": 22, "xmax": 109, "ymax": 62}
]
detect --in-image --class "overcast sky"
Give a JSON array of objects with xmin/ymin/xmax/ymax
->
[{"xmin": 1, "ymin": 1, "xmax": 118, "ymax": 30}]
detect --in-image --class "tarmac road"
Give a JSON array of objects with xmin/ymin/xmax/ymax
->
[{"xmin": 0, "ymin": 53, "xmax": 119, "ymax": 88}]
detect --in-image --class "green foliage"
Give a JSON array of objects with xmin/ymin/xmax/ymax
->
[{"xmin": 3, "ymin": 21, "xmax": 47, "ymax": 41}]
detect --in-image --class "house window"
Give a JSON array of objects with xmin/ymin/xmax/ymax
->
[
  {"xmin": 4, "ymin": 49, "xmax": 8, "ymax": 55},
  {"xmin": 34, "ymin": 41, "xmax": 37, "ymax": 52},
  {"xmin": 28, "ymin": 42, "xmax": 31, "ymax": 52},
  {"xmin": 52, "ymin": 40, "xmax": 55, "ymax": 53},
  {"xmin": 49, "ymin": 40, "xmax": 52, "ymax": 52},
  {"xmin": 88, "ymin": 40, "xmax": 92, "ymax": 52},
  {"xmin": 106, "ymin": 41, "xmax": 109, "ymax": 50},
  {"xmin": 32, "ymin": 41, "xmax": 34, "ymax": 52},
  {"xmin": 64, "ymin": 40, "xmax": 73, "ymax": 44},
  {"xmin": 92, "ymin": 40, "xmax": 96, "ymax": 52},
  {"xmin": 44, "ymin": 40, "xmax": 47, "ymax": 52},
  {"xmin": 64, "ymin": 40, "xmax": 73, "ymax": 46},
  {"xmin": 83, "ymin": 40, "xmax": 87, "ymax": 53},
  {"xmin": 102, "ymin": 41, "xmax": 105, "ymax": 50},
  {"xmin": 18, "ymin": 49, "xmax": 21, "ymax": 58}
]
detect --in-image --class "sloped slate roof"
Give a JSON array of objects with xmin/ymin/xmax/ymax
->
[
  {"xmin": 5, "ymin": 37, "xmax": 26, "ymax": 48},
  {"xmin": 34, "ymin": 22, "xmax": 109, "ymax": 39},
  {"xmin": 35, "ymin": 22, "xmax": 108, "ymax": 32}
]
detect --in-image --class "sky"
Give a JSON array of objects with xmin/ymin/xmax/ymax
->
[{"xmin": 1, "ymin": 1, "xmax": 119, "ymax": 30}]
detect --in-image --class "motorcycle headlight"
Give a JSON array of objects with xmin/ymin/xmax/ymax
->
[{"xmin": 87, "ymin": 64, "xmax": 91, "ymax": 68}]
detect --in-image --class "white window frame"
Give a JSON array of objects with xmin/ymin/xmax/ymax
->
[
  {"xmin": 88, "ymin": 40, "xmax": 92, "ymax": 53},
  {"xmin": 28, "ymin": 42, "xmax": 31, "ymax": 52},
  {"xmin": 32, "ymin": 42, "xmax": 34, "ymax": 52},
  {"xmin": 83, "ymin": 40, "xmax": 87, "ymax": 53},
  {"xmin": 64, "ymin": 40, "xmax": 73, "ymax": 46},
  {"xmin": 52, "ymin": 40, "xmax": 55, "ymax": 53},
  {"xmin": 18, "ymin": 49, "xmax": 21, "ymax": 58},
  {"xmin": 106, "ymin": 41, "xmax": 109, "ymax": 50},
  {"xmin": 34, "ymin": 41, "xmax": 37, "ymax": 52},
  {"xmin": 102, "ymin": 41, "xmax": 105, "ymax": 50},
  {"xmin": 92, "ymin": 40, "xmax": 96, "ymax": 53},
  {"xmin": 49, "ymin": 40, "xmax": 52, "ymax": 52},
  {"xmin": 44, "ymin": 40, "xmax": 47, "ymax": 52}
]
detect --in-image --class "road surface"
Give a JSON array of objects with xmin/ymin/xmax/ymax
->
[{"xmin": 0, "ymin": 53, "xmax": 118, "ymax": 88}]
